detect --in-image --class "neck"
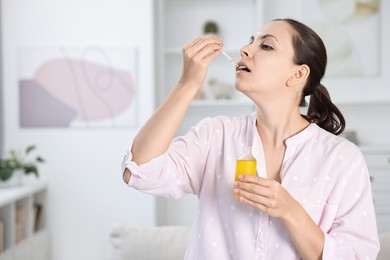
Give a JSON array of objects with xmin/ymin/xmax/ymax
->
[{"xmin": 254, "ymin": 99, "xmax": 309, "ymax": 148}]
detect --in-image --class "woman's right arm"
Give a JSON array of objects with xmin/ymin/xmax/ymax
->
[{"xmin": 123, "ymin": 35, "xmax": 223, "ymax": 182}]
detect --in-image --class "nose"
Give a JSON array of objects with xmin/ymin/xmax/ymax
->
[{"xmin": 240, "ymin": 46, "xmax": 249, "ymax": 58}]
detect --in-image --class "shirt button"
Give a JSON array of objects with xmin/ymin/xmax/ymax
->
[{"xmin": 261, "ymin": 225, "xmax": 267, "ymax": 232}]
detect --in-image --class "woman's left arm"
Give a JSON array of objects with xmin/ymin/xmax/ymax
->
[{"xmin": 234, "ymin": 175, "xmax": 324, "ymax": 260}]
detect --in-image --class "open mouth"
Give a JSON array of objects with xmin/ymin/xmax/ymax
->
[
  {"xmin": 236, "ymin": 62, "xmax": 251, "ymax": 72},
  {"xmin": 237, "ymin": 65, "xmax": 251, "ymax": 72}
]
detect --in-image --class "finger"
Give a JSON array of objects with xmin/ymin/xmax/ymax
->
[
  {"xmin": 234, "ymin": 181, "xmax": 273, "ymax": 198},
  {"xmin": 182, "ymin": 37, "xmax": 203, "ymax": 52},
  {"xmin": 203, "ymin": 49, "xmax": 222, "ymax": 64},
  {"xmin": 240, "ymin": 196, "xmax": 276, "ymax": 216},
  {"xmin": 184, "ymin": 35, "xmax": 221, "ymax": 49},
  {"xmin": 235, "ymin": 190, "xmax": 269, "ymax": 212},
  {"xmin": 182, "ymin": 44, "xmax": 222, "ymax": 70},
  {"xmin": 183, "ymin": 37, "xmax": 222, "ymax": 57},
  {"xmin": 238, "ymin": 174, "xmax": 274, "ymax": 187},
  {"xmin": 196, "ymin": 44, "xmax": 222, "ymax": 60}
]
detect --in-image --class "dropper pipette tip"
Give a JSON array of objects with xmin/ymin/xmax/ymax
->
[{"xmin": 221, "ymin": 50, "xmax": 238, "ymax": 67}]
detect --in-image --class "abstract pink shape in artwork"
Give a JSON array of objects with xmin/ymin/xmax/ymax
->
[{"xmin": 33, "ymin": 58, "xmax": 134, "ymax": 123}]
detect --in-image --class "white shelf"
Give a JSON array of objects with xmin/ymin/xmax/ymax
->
[
  {"xmin": 154, "ymin": 0, "xmax": 264, "ymax": 106},
  {"xmin": 0, "ymin": 182, "xmax": 49, "ymax": 260},
  {"xmin": 0, "ymin": 183, "xmax": 46, "ymax": 208},
  {"xmin": 361, "ymin": 147, "xmax": 390, "ymax": 233}
]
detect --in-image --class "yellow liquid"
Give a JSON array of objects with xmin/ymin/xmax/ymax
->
[{"xmin": 234, "ymin": 159, "xmax": 257, "ymax": 198}]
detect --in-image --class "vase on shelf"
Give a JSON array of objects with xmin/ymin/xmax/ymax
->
[{"xmin": 0, "ymin": 169, "xmax": 24, "ymax": 188}]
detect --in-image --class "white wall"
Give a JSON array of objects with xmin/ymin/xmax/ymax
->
[
  {"xmin": 0, "ymin": 0, "xmax": 3, "ymax": 155},
  {"xmin": 1, "ymin": 1, "xmax": 155, "ymax": 260}
]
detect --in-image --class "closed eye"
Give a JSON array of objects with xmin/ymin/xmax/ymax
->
[{"xmin": 261, "ymin": 44, "xmax": 273, "ymax": 50}]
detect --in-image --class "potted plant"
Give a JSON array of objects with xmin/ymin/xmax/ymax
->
[
  {"xmin": 0, "ymin": 145, "xmax": 45, "ymax": 187},
  {"xmin": 203, "ymin": 20, "xmax": 219, "ymax": 35}
]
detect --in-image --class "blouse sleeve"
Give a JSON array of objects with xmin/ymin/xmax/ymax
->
[
  {"xmin": 322, "ymin": 151, "xmax": 380, "ymax": 259},
  {"xmin": 121, "ymin": 118, "xmax": 214, "ymax": 199}
]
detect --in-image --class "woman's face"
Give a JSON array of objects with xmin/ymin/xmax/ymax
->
[{"xmin": 235, "ymin": 21, "xmax": 301, "ymax": 99}]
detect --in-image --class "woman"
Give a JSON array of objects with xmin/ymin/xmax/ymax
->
[{"xmin": 122, "ymin": 19, "xmax": 380, "ymax": 259}]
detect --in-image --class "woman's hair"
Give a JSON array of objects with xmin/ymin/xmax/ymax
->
[{"xmin": 274, "ymin": 18, "xmax": 345, "ymax": 135}]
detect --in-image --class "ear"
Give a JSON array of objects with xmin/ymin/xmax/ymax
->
[{"xmin": 287, "ymin": 64, "xmax": 310, "ymax": 87}]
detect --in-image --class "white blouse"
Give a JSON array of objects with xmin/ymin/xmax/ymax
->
[{"xmin": 122, "ymin": 112, "xmax": 380, "ymax": 259}]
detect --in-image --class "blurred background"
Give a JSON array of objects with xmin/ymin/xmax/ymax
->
[{"xmin": 0, "ymin": 0, "xmax": 388, "ymax": 259}]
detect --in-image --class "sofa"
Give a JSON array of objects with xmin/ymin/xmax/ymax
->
[
  {"xmin": 378, "ymin": 231, "xmax": 390, "ymax": 259},
  {"xmin": 109, "ymin": 225, "xmax": 191, "ymax": 260},
  {"xmin": 109, "ymin": 225, "xmax": 390, "ymax": 260}
]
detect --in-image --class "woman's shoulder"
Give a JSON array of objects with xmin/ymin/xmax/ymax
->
[{"xmin": 313, "ymin": 124, "xmax": 363, "ymax": 159}]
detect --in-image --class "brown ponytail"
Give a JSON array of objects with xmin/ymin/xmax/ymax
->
[
  {"xmin": 305, "ymin": 84, "xmax": 345, "ymax": 135},
  {"xmin": 275, "ymin": 18, "xmax": 346, "ymax": 135}
]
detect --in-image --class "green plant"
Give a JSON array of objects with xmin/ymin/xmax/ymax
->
[
  {"xmin": 0, "ymin": 145, "xmax": 45, "ymax": 181},
  {"xmin": 203, "ymin": 20, "xmax": 219, "ymax": 35}
]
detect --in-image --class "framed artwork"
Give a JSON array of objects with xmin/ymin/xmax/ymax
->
[
  {"xmin": 302, "ymin": 0, "xmax": 380, "ymax": 77},
  {"xmin": 18, "ymin": 46, "xmax": 139, "ymax": 128}
]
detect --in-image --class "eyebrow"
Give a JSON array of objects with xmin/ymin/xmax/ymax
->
[{"xmin": 250, "ymin": 34, "xmax": 279, "ymax": 43}]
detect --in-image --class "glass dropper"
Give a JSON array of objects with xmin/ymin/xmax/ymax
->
[{"xmin": 221, "ymin": 50, "xmax": 238, "ymax": 67}]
